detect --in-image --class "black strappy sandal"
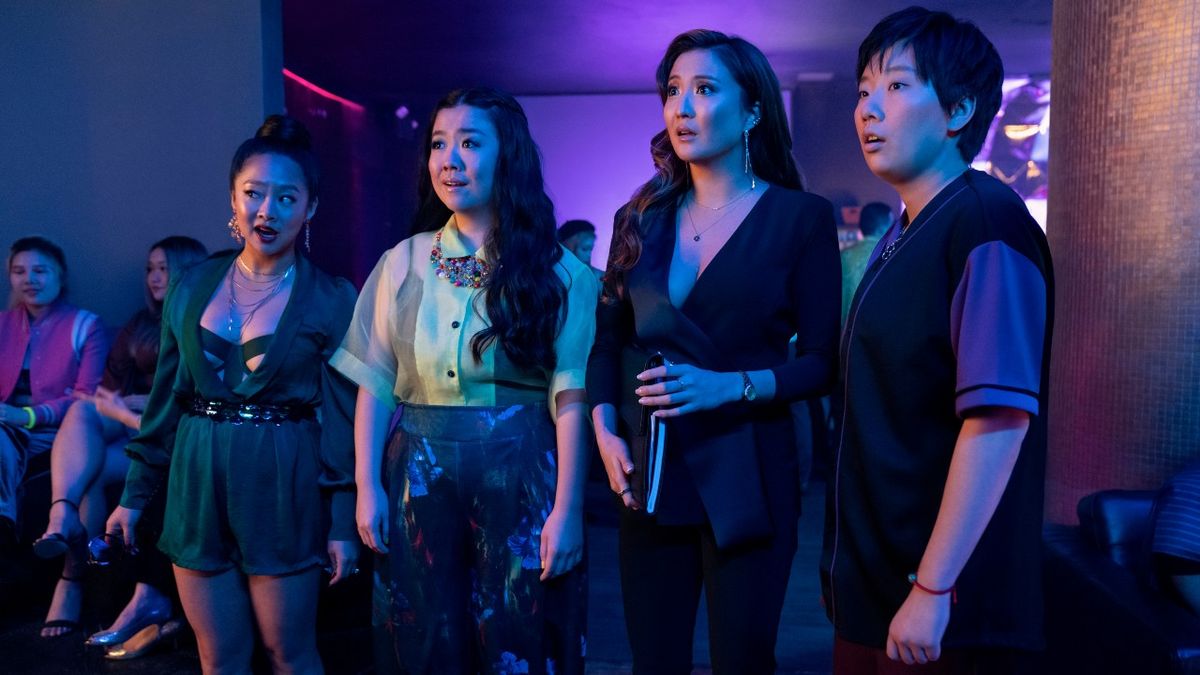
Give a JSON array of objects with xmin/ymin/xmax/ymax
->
[
  {"xmin": 32, "ymin": 498, "xmax": 87, "ymax": 559},
  {"xmin": 40, "ymin": 574, "xmax": 84, "ymax": 638}
]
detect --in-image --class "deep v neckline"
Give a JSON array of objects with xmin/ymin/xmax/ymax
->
[
  {"xmin": 669, "ymin": 185, "xmax": 773, "ymax": 311},
  {"xmin": 184, "ymin": 253, "xmax": 308, "ymax": 397}
]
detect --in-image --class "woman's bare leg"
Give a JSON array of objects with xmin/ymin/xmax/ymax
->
[
  {"xmin": 82, "ymin": 440, "xmax": 132, "ymax": 536},
  {"xmin": 41, "ymin": 401, "xmax": 125, "ymax": 636},
  {"xmin": 42, "ymin": 400, "xmax": 124, "ymax": 537},
  {"xmin": 39, "ymin": 574, "xmax": 83, "ymax": 637},
  {"xmin": 175, "ymin": 565, "xmax": 255, "ymax": 675},
  {"xmin": 248, "ymin": 568, "xmax": 324, "ymax": 675}
]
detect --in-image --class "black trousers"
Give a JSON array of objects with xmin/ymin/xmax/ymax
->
[{"xmin": 618, "ymin": 502, "xmax": 799, "ymax": 675}]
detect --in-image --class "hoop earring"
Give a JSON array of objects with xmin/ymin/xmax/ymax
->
[
  {"xmin": 228, "ymin": 213, "xmax": 243, "ymax": 244},
  {"xmin": 304, "ymin": 221, "xmax": 311, "ymax": 253},
  {"xmin": 743, "ymin": 128, "xmax": 756, "ymax": 190}
]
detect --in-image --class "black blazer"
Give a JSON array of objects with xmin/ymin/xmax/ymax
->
[{"xmin": 587, "ymin": 185, "xmax": 840, "ymax": 548}]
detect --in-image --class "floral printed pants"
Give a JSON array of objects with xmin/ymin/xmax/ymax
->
[{"xmin": 374, "ymin": 402, "xmax": 586, "ymax": 675}]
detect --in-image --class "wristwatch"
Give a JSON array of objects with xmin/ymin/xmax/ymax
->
[{"xmin": 739, "ymin": 371, "xmax": 757, "ymax": 402}]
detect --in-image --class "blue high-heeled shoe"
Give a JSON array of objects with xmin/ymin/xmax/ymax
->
[
  {"xmin": 85, "ymin": 604, "xmax": 173, "ymax": 647},
  {"xmin": 104, "ymin": 619, "xmax": 184, "ymax": 660}
]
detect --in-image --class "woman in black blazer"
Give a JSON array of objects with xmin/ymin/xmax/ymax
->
[{"xmin": 586, "ymin": 29, "xmax": 840, "ymax": 674}]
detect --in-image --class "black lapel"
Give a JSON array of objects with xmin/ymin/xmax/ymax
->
[{"xmin": 628, "ymin": 205, "xmax": 729, "ymax": 370}]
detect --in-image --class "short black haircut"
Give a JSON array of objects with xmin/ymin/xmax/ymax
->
[
  {"xmin": 856, "ymin": 6, "xmax": 1004, "ymax": 163},
  {"xmin": 8, "ymin": 236, "xmax": 68, "ymax": 300},
  {"xmin": 858, "ymin": 202, "xmax": 894, "ymax": 237},
  {"xmin": 557, "ymin": 219, "xmax": 595, "ymax": 242}
]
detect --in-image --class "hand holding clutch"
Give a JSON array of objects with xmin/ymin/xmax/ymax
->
[
  {"xmin": 629, "ymin": 353, "xmax": 669, "ymax": 513},
  {"xmin": 634, "ymin": 361, "xmax": 743, "ymax": 417}
]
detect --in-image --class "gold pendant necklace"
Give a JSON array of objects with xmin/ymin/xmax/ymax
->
[
  {"xmin": 692, "ymin": 185, "xmax": 754, "ymax": 211},
  {"xmin": 685, "ymin": 193, "xmax": 746, "ymax": 242}
]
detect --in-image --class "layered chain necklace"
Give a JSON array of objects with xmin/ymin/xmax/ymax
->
[
  {"xmin": 430, "ymin": 229, "xmax": 491, "ymax": 289},
  {"xmin": 684, "ymin": 185, "xmax": 755, "ymax": 242},
  {"xmin": 226, "ymin": 256, "xmax": 293, "ymax": 339}
]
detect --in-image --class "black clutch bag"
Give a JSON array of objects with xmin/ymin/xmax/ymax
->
[{"xmin": 629, "ymin": 352, "xmax": 668, "ymax": 513}]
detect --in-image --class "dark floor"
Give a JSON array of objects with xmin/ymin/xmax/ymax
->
[{"xmin": 0, "ymin": 486, "xmax": 833, "ymax": 674}]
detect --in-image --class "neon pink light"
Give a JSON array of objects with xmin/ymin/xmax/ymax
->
[{"xmin": 282, "ymin": 68, "xmax": 365, "ymax": 112}]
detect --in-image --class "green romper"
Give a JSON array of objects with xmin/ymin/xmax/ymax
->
[{"xmin": 121, "ymin": 252, "xmax": 358, "ymax": 575}]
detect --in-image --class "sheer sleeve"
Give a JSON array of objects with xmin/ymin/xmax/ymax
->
[
  {"xmin": 318, "ymin": 277, "xmax": 360, "ymax": 541},
  {"xmin": 549, "ymin": 254, "xmax": 600, "ymax": 413},
  {"xmin": 120, "ymin": 282, "xmax": 185, "ymax": 510},
  {"xmin": 330, "ymin": 243, "xmax": 408, "ymax": 411}
]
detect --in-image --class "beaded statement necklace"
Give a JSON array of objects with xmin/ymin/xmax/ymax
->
[{"xmin": 430, "ymin": 229, "xmax": 490, "ymax": 289}]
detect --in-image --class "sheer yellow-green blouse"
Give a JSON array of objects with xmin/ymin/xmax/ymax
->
[{"xmin": 331, "ymin": 219, "xmax": 600, "ymax": 416}]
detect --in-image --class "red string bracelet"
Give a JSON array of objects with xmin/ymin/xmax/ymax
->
[{"xmin": 907, "ymin": 573, "xmax": 957, "ymax": 604}]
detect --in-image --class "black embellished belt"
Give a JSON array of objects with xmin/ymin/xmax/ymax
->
[{"xmin": 184, "ymin": 397, "xmax": 315, "ymax": 425}]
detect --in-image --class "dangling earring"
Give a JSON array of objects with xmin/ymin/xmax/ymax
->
[
  {"xmin": 228, "ymin": 213, "xmax": 243, "ymax": 244},
  {"xmin": 304, "ymin": 220, "xmax": 311, "ymax": 253},
  {"xmin": 743, "ymin": 127, "xmax": 756, "ymax": 191}
]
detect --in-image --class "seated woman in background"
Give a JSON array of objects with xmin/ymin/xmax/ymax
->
[
  {"xmin": 33, "ymin": 236, "xmax": 208, "ymax": 643},
  {"xmin": 0, "ymin": 237, "xmax": 108, "ymax": 570}
]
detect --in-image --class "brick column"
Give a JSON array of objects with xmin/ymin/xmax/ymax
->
[{"xmin": 1045, "ymin": 0, "xmax": 1200, "ymax": 522}]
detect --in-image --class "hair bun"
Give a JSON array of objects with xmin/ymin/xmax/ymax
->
[{"xmin": 255, "ymin": 114, "xmax": 312, "ymax": 150}]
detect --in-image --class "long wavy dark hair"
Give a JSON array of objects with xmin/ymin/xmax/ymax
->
[
  {"xmin": 605, "ymin": 29, "xmax": 804, "ymax": 302},
  {"xmin": 413, "ymin": 87, "xmax": 566, "ymax": 372}
]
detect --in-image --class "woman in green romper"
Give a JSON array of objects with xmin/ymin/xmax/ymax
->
[{"xmin": 107, "ymin": 116, "xmax": 359, "ymax": 674}]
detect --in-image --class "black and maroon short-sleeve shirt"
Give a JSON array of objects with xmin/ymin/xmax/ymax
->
[{"xmin": 822, "ymin": 170, "xmax": 1055, "ymax": 651}]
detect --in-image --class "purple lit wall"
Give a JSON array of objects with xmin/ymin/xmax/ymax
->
[
  {"xmin": 518, "ymin": 93, "xmax": 668, "ymax": 269},
  {"xmin": 283, "ymin": 75, "xmax": 425, "ymax": 286},
  {"xmin": 283, "ymin": 71, "xmax": 368, "ymax": 283}
]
